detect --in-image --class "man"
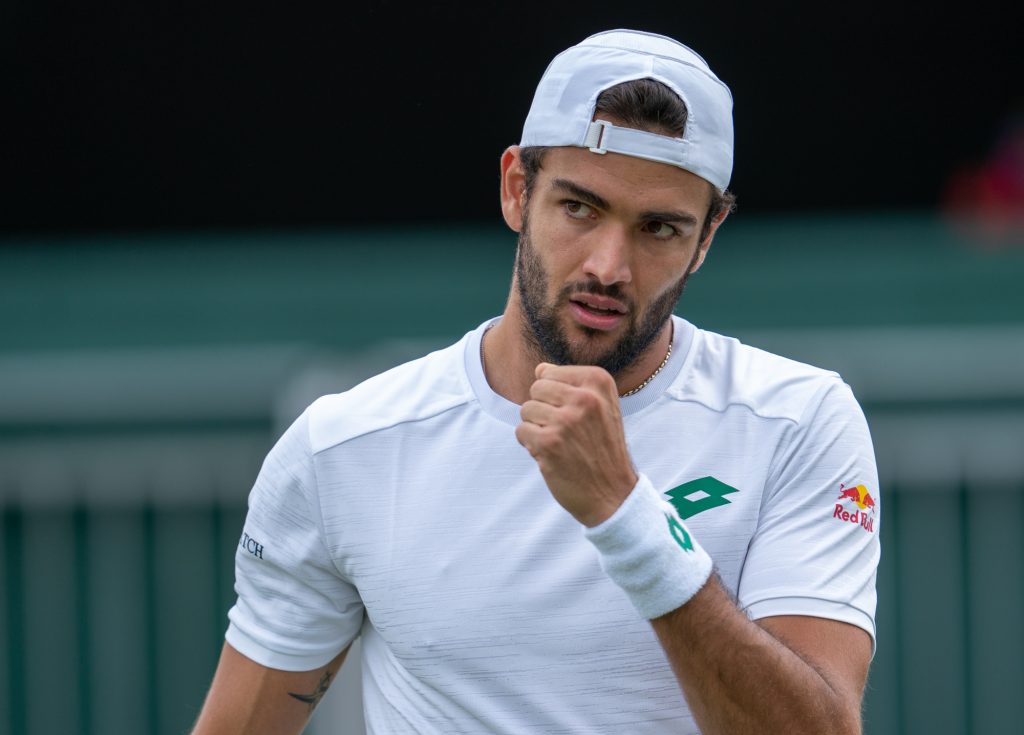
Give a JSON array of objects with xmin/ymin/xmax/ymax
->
[{"xmin": 193, "ymin": 29, "xmax": 879, "ymax": 734}]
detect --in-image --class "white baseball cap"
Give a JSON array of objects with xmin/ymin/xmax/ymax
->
[{"xmin": 520, "ymin": 29, "xmax": 734, "ymax": 190}]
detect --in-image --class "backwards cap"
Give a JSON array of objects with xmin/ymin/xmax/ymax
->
[{"xmin": 519, "ymin": 29, "xmax": 734, "ymax": 190}]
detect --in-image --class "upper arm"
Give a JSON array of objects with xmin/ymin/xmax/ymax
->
[
  {"xmin": 203, "ymin": 411, "xmax": 364, "ymax": 733},
  {"xmin": 756, "ymin": 615, "xmax": 872, "ymax": 711},
  {"xmin": 191, "ymin": 642, "xmax": 351, "ymax": 735},
  {"xmin": 739, "ymin": 380, "xmax": 880, "ymax": 645},
  {"xmin": 229, "ymin": 410, "xmax": 364, "ymax": 670},
  {"xmin": 734, "ymin": 381, "xmax": 877, "ymax": 729}
]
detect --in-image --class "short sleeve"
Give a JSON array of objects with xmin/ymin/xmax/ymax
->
[
  {"xmin": 737, "ymin": 380, "xmax": 880, "ymax": 646},
  {"xmin": 226, "ymin": 410, "xmax": 365, "ymax": 671}
]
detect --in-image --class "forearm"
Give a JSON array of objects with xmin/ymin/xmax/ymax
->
[
  {"xmin": 516, "ymin": 364, "xmax": 870, "ymax": 731},
  {"xmin": 575, "ymin": 474, "xmax": 864, "ymax": 731},
  {"xmin": 191, "ymin": 643, "xmax": 349, "ymax": 735},
  {"xmin": 651, "ymin": 579, "xmax": 862, "ymax": 735}
]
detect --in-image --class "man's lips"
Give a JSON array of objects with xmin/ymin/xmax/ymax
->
[
  {"xmin": 571, "ymin": 293, "xmax": 627, "ymax": 314},
  {"xmin": 568, "ymin": 294, "xmax": 628, "ymax": 331}
]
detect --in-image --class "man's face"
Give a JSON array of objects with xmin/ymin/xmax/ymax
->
[{"xmin": 510, "ymin": 146, "xmax": 717, "ymax": 375}]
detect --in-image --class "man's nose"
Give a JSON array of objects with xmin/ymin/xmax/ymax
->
[{"xmin": 581, "ymin": 226, "xmax": 632, "ymax": 286}]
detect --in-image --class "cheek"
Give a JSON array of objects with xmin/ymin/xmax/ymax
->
[
  {"xmin": 635, "ymin": 259, "xmax": 691, "ymax": 307},
  {"xmin": 529, "ymin": 219, "xmax": 587, "ymax": 279}
]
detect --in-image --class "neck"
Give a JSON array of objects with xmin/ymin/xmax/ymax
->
[
  {"xmin": 478, "ymin": 310, "xmax": 538, "ymax": 405},
  {"xmin": 481, "ymin": 298, "xmax": 675, "ymax": 404},
  {"xmin": 618, "ymin": 332, "xmax": 673, "ymax": 397}
]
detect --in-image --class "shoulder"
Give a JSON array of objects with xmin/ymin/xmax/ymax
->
[
  {"xmin": 305, "ymin": 335, "xmax": 474, "ymax": 454},
  {"xmin": 670, "ymin": 323, "xmax": 849, "ymax": 424}
]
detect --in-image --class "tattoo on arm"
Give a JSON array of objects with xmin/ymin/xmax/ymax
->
[{"xmin": 288, "ymin": 670, "xmax": 334, "ymax": 712}]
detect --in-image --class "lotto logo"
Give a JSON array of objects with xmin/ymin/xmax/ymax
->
[
  {"xmin": 665, "ymin": 476, "xmax": 739, "ymax": 520},
  {"xmin": 666, "ymin": 513, "xmax": 694, "ymax": 552}
]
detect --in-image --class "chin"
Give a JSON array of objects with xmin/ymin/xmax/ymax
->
[{"xmin": 564, "ymin": 329, "xmax": 624, "ymax": 367}]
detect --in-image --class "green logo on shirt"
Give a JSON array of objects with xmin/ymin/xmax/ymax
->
[{"xmin": 666, "ymin": 476, "xmax": 739, "ymax": 520}]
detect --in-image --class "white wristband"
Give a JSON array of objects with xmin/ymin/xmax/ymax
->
[{"xmin": 584, "ymin": 474, "xmax": 713, "ymax": 620}]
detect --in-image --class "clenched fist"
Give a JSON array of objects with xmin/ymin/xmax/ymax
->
[{"xmin": 515, "ymin": 362, "xmax": 639, "ymax": 527}]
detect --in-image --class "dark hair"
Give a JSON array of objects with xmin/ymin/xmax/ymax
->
[{"xmin": 519, "ymin": 78, "xmax": 736, "ymax": 245}]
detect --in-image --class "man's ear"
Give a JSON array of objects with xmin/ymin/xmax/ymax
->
[
  {"xmin": 688, "ymin": 203, "xmax": 731, "ymax": 274},
  {"xmin": 500, "ymin": 146, "xmax": 527, "ymax": 232}
]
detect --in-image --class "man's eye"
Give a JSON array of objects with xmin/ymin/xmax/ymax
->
[
  {"xmin": 642, "ymin": 221, "xmax": 678, "ymax": 240},
  {"xmin": 564, "ymin": 200, "xmax": 594, "ymax": 219}
]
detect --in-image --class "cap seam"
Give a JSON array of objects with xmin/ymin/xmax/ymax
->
[
  {"xmin": 574, "ymin": 44, "xmax": 732, "ymax": 96},
  {"xmin": 581, "ymin": 28, "xmax": 713, "ymax": 67}
]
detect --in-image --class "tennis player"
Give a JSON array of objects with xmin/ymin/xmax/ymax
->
[{"xmin": 193, "ymin": 29, "xmax": 879, "ymax": 734}]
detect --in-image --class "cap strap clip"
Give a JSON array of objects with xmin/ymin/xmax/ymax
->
[{"xmin": 584, "ymin": 120, "xmax": 611, "ymax": 155}]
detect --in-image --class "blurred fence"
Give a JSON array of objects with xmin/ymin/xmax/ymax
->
[{"xmin": 1, "ymin": 218, "xmax": 1023, "ymax": 734}]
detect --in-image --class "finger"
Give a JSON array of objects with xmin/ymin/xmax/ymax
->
[
  {"xmin": 536, "ymin": 362, "xmax": 615, "ymax": 391},
  {"xmin": 514, "ymin": 421, "xmax": 544, "ymax": 455},
  {"xmin": 519, "ymin": 399, "xmax": 561, "ymax": 427},
  {"xmin": 528, "ymin": 377, "xmax": 577, "ymax": 407}
]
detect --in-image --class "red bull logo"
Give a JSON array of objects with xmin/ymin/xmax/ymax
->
[{"xmin": 832, "ymin": 483, "xmax": 876, "ymax": 533}]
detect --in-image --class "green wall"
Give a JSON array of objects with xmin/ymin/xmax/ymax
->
[{"xmin": 2, "ymin": 215, "xmax": 1023, "ymax": 734}]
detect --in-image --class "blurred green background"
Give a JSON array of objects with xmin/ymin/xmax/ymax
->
[
  {"xmin": 4, "ymin": 0, "xmax": 1022, "ymax": 730},
  {"xmin": 2, "ymin": 215, "xmax": 1023, "ymax": 734}
]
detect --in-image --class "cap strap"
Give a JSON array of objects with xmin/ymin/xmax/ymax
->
[{"xmin": 585, "ymin": 119, "xmax": 687, "ymax": 163}]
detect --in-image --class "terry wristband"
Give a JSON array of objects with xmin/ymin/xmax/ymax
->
[{"xmin": 584, "ymin": 474, "xmax": 713, "ymax": 620}]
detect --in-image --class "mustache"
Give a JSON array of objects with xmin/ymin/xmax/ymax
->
[{"xmin": 559, "ymin": 280, "xmax": 634, "ymax": 307}]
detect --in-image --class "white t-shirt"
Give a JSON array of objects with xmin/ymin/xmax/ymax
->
[{"xmin": 226, "ymin": 316, "xmax": 880, "ymax": 734}]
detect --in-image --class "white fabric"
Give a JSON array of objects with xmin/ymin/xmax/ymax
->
[
  {"xmin": 584, "ymin": 474, "xmax": 713, "ymax": 619},
  {"xmin": 226, "ymin": 315, "xmax": 880, "ymax": 734},
  {"xmin": 520, "ymin": 29, "xmax": 734, "ymax": 189}
]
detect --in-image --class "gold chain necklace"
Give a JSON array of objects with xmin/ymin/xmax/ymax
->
[{"xmin": 619, "ymin": 340, "xmax": 673, "ymax": 398}]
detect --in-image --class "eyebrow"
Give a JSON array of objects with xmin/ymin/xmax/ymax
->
[
  {"xmin": 551, "ymin": 178, "xmax": 610, "ymax": 211},
  {"xmin": 550, "ymin": 177, "xmax": 699, "ymax": 227}
]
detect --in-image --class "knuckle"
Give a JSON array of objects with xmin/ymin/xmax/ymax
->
[
  {"xmin": 540, "ymin": 428, "xmax": 564, "ymax": 451},
  {"xmin": 566, "ymin": 404, "xmax": 587, "ymax": 424},
  {"xmin": 595, "ymin": 370, "xmax": 616, "ymax": 390},
  {"xmin": 576, "ymin": 389, "xmax": 600, "ymax": 411}
]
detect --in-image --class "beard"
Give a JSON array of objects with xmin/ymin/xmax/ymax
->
[{"xmin": 514, "ymin": 212, "xmax": 695, "ymax": 376}]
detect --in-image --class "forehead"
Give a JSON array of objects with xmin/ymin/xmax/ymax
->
[{"xmin": 536, "ymin": 146, "xmax": 713, "ymax": 216}]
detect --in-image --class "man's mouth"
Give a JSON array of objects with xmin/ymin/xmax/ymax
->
[
  {"xmin": 570, "ymin": 293, "xmax": 627, "ymax": 313},
  {"xmin": 568, "ymin": 294, "xmax": 628, "ymax": 330}
]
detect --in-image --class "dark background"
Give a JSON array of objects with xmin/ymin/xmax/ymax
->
[{"xmin": 2, "ymin": 0, "xmax": 1020, "ymax": 234}]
